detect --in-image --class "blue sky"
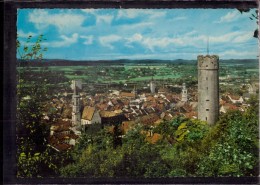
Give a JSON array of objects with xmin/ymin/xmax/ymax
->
[{"xmin": 17, "ymin": 9, "xmax": 258, "ymax": 60}]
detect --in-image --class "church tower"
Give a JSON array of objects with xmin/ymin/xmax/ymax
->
[
  {"xmin": 197, "ymin": 55, "xmax": 219, "ymax": 125},
  {"xmin": 71, "ymin": 80, "xmax": 82, "ymax": 129},
  {"xmin": 150, "ymin": 77, "xmax": 156, "ymax": 94},
  {"xmin": 181, "ymin": 83, "xmax": 188, "ymax": 102},
  {"xmin": 131, "ymin": 84, "xmax": 137, "ymax": 98}
]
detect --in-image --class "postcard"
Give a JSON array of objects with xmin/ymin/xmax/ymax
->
[{"xmin": 3, "ymin": 1, "xmax": 259, "ymax": 184}]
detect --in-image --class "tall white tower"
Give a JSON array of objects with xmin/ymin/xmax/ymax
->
[
  {"xmin": 181, "ymin": 83, "xmax": 188, "ymax": 102},
  {"xmin": 150, "ymin": 78, "xmax": 156, "ymax": 94},
  {"xmin": 198, "ymin": 55, "xmax": 219, "ymax": 125},
  {"xmin": 131, "ymin": 84, "xmax": 137, "ymax": 98},
  {"xmin": 71, "ymin": 80, "xmax": 82, "ymax": 129}
]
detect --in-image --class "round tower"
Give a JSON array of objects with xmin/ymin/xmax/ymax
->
[{"xmin": 197, "ymin": 55, "xmax": 219, "ymax": 125}]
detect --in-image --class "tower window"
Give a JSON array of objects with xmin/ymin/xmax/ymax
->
[
  {"xmin": 206, "ymin": 117, "xmax": 207, "ymax": 121},
  {"xmin": 206, "ymin": 99, "xmax": 209, "ymax": 101},
  {"xmin": 206, "ymin": 87, "xmax": 208, "ymax": 90},
  {"xmin": 206, "ymin": 65, "xmax": 208, "ymax": 67},
  {"xmin": 206, "ymin": 77, "xmax": 208, "ymax": 80},
  {"xmin": 206, "ymin": 109, "xmax": 209, "ymax": 111}
]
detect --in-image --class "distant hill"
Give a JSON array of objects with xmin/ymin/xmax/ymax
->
[{"xmin": 17, "ymin": 59, "xmax": 258, "ymax": 67}]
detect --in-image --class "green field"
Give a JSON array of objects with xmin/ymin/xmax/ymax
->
[{"xmin": 17, "ymin": 59, "xmax": 258, "ymax": 87}]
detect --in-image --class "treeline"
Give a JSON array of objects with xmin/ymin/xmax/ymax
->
[
  {"xmin": 17, "ymin": 59, "xmax": 196, "ymax": 67},
  {"xmin": 17, "ymin": 58, "xmax": 258, "ymax": 68}
]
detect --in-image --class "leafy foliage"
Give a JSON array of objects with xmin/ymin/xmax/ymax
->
[
  {"xmin": 17, "ymin": 34, "xmax": 48, "ymax": 60},
  {"xmin": 197, "ymin": 98, "xmax": 259, "ymax": 176},
  {"xmin": 60, "ymin": 100, "xmax": 258, "ymax": 177},
  {"xmin": 238, "ymin": 9, "xmax": 258, "ymax": 39},
  {"xmin": 17, "ymin": 35, "xmax": 71, "ymax": 177}
]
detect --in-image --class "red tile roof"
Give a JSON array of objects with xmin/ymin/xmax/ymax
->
[
  {"xmin": 140, "ymin": 113, "xmax": 160, "ymax": 126},
  {"xmin": 120, "ymin": 92, "xmax": 135, "ymax": 98}
]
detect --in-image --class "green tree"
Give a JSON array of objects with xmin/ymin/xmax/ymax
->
[
  {"xmin": 17, "ymin": 35, "xmax": 71, "ymax": 177},
  {"xmin": 17, "ymin": 34, "xmax": 47, "ymax": 60},
  {"xmin": 197, "ymin": 101, "xmax": 259, "ymax": 177}
]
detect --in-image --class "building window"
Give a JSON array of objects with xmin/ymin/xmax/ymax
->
[
  {"xmin": 206, "ymin": 117, "xmax": 207, "ymax": 121},
  {"xmin": 206, "ymin": 77, "xmax": 208, "ymax": 80},
  {"xmin": 206, "ymin": 87, "xmax": 208, "ymax": 90},
  {"xmin": 206, "ymin": 109, "xmax": 209, "ymax": 111},
  {"xmin": 206, "ymin": 99, "xmax": 209, "ymax": 101}
]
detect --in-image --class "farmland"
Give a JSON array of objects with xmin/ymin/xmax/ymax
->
[{"xmin": 17, "ymin": 59, "xmax": 258, "ymax": 92}]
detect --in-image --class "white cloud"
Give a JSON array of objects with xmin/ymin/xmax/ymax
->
[
  {"xmin": 149, "ymin": 11, "xmax": 166, "ymax": 19},
  {"xmin": 43, "ymin": 33, "xmax": 79, "ymax": 47},
  {"xmin": 124, "ymin": 30, "xmax": 254, "ymax": 52},
  {"xmin": 126, "ymin": 33, "xmax": 183, "ymax": 51},
  {"xmin": 215, "ymin": 10, "xmax": 240, "ymax": 23},
  {"xmin": 80, "ymin": 35, "xmax": 94, "ymax": 45},
  {"xmin": 81, "ymin": 9, "xmax": 96, "ymax": 15},
  {"xmin": 219, "ymin": 49, "xmax": 257, "ymax": 58},
  {"xmin": 117, "ymin": 9, "xmax": 140, "ymax": 19},
  {"xmin": 125, "ymin": 33, "xmax": 143, "ymax": 48},
  {"xmin": 28, "ymin": 10, "xmax": 85, "ymax": 34},
  {"xmin": 233, "ymin": 32, "xmax": 252, "ymax": 43},
  {"xmin": 17, "ymin": 30, "xmax": 37, "ymax": 38},
  {"xmin": 172, "ymin": 16, "xmax": 187, "ymax": 21},
  {"xmin": 185, "ymin": 30, "xmax": 197, "ymax": 36},
  {"xmin": 96, "ymin": 15, "xmax": 114, "ymax": 24},
  {"xmin": 127, "ymin": 33, "xmax": 143, "ymax": 43},
  {"xmin": 208, "ymin": 31, "xmax": 242, "ymax": 43},
  {"xmin": 117, "ymin": 9, "xmax": 166, "ymax": 20},
  {"xmin": 81, "ymin": 9, "xmax": 114, "ymax": 25},
  {"xmin": 119, "ymin": 22, "xmax": 154, "ymax": 32},
  {"xmin": 99, "ymin": 35, "xmax": 122, "ymax": 49}
]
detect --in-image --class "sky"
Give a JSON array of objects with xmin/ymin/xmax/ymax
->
[{"xmin": 17, "ymin": 9, "xmax": 258, "ymax": 60}]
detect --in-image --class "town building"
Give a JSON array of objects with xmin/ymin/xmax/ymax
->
[
  {"xmin": 81, "ymin": 106, "xmax": 101, "ymax": 131},
  {"xmin": 49, "ymin": 120, "xmax": 79, "ymax": 152},
  {"xmin": 228, "ymin": 95, "xmax": 244, "ymax": 104}
]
